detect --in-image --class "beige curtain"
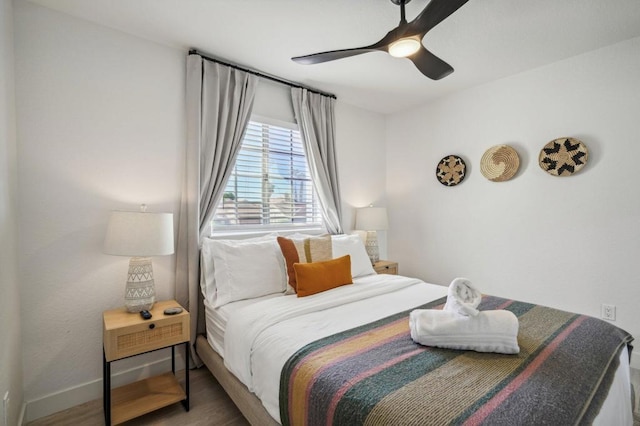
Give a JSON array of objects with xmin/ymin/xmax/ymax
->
[
  {"xmin": 175, "ymin": 53, "xmax": 258, "ymax": 364},
  {"xmin": 291, "ymin": 88, "xmax": 343, "ymax": 234}
]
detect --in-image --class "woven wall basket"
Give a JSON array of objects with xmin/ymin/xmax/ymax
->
[
  {"xmin": 539, "ymin": 137, "xmax": 589, "ymax": 176},
  {"xmin": 436, "ymin": 155, "xmax": 466, "ymax": 186},
  {"xmin": 480, "ymin": 145, "xmax": 520, "ymax": 182}
]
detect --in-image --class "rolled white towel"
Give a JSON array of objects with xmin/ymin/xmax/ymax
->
[
  {"xmin": 443, "ymin": 277, "xmax": 481, "ymax": 317},
  {"xmin": 409, "ymin": 309, "xmax": 520, "ymax": 354}
]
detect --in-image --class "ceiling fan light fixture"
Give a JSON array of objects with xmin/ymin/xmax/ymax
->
[{"xmin": 388, "ymin": 38, "xmax": 421, "ymax": 58}]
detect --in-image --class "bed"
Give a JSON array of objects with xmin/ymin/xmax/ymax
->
[{"xmin": 196, "ymin": 234, "xmax": 634, "ymax": 425}]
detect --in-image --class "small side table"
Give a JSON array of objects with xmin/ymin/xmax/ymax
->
[
  {"xmin": 103, "ymin": 300, "xmax": 190, "ymax": 425},
  {"xmin": 374, "ymin": 260, "xmax": 398, "ymax": 275}
]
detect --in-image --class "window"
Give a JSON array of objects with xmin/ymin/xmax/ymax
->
[{"xmin": 212, "ymin": 118, "xmax": 323, "ymax": 233}]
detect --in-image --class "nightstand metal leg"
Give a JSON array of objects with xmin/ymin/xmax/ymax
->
[
  {"xmin": 182, "ymin": 341, "xmax": 190, "ymax": 411},
  {"xmin": 171, "ymin": 345, "xmax": 175, "ymax": 374},
  {"xmin": 103, "ymin": 350, "xmax": 111, "ymax": 425}
]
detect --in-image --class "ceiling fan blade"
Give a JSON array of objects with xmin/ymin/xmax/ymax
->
[
  {"xmin": 409, "ymin": 0, "xmax": 471, "ymax": 35},
  {"xmin": 292, "ymin": 25, "xmax": 403, "ymax": 65},
  {"xmin": 409, "ymin": 46, "xmax": 454, "ymax": 80},
  {"xmin": 292, "ymin": 45, "xmax": 383, "ymax": 65}
]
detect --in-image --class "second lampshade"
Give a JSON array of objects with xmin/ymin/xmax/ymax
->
[{"xmin": 355, "ymin": 206, "xmax": 388, "ymax": 264}]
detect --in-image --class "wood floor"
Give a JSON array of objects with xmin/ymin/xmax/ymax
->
[
  {"xmin": 26, "ymin": 368, "xmax": 248, "ymax": 426},
  {"xmin": 26, "ymin": 366, "xmax": 640, "ymax": 426}
]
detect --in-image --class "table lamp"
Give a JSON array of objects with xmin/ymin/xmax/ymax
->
[
  {"xmin": 355, "ymin": 206, "xmax": 388, "ymax": 264},
  {"xmin": 103, "ymin": 205, "xmax": 174, "ymax": 312}
]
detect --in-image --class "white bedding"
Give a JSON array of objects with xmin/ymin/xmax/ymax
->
[
  {"xmin": 206, "ymin": 275, "xmax": 633, "ymax": 425},
  {"xmin": 204, "ymin": 293, "xmax": 282, "ymax": 357}
]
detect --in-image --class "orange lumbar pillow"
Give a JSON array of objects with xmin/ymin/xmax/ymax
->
[{"xmin": 294, "ymin": 255, "xmax": 353, "ymax": 297}]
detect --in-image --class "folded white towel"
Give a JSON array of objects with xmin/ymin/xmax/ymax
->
[
  {"xmin": 409, "ymin": 309, "xmax": 520, "ymax": 354},
  {"xmin": 443, "ymin": 277, "xmax": 481, "ymax": 317}
]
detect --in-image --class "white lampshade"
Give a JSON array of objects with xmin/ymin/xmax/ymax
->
[
  {"xmin": 104, "ymin": 211, "xmax": 174, "ymax": 256},
  {"xmin": 355, "ymin": 206, "xmax": 388, "ymax": 231},
  {"xmin": 104, "ymin": 207, "xmax": 174, "ymax": 313},
  {"xmin": 355, "ymin": 206, "xmax": 388, "ymax": 265}
]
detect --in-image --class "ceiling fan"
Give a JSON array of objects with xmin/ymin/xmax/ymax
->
[{"xmin": 292, "ymin": 0, "xmax": 470, "ymax": 80}]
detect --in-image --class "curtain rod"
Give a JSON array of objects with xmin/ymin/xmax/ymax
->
[{"xmin": 189, "ymin": 49, "xmax": 336, "ymax": 100}]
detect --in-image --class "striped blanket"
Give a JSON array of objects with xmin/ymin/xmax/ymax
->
[{"xmin": 280, "ymin": 295, "xmax": 632, "ymax": 426}]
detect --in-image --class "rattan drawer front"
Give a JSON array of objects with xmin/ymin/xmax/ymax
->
[
  {"xmin": 117, "ymin": 323, "xmax": 184, "ymax": 353},
  {"xmin": 105, "ymin": 317, "xmax": 188, "ymax": 361},
  {"xmin": 103, "ymin": 301, "xmax": 190, "ymax": 362}
]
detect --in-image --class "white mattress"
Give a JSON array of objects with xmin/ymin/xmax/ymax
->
[
  {"xmin": 204, "ymin": 293, "xmax": 282, "ymax": 357},
  {"xmin": 205, "ymin": 275, "xmax": 632, "ymax": 425}
]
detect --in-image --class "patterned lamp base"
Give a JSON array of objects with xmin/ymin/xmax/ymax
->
[
  {"xmin": 365, "ymin": 231, "xmax": 380, "ymax": 265},
  {"xmin": 124, "ymin": 257, "xmax": 156, "ymax": 313}
]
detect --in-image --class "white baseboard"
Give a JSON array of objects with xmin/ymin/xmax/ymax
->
[{"xmin": 23, "ymin": 354, "xmax": 186, "ymax": 423}]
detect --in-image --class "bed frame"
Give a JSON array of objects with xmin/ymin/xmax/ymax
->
[{"xmin": 195, "ymin": 334, "xmax": 279, "ymax": 426}]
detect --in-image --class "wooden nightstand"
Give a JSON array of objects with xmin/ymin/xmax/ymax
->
[
  {"xmin": 374, "ymin": 260, "xmax": 398, "ymax": 275},
  {"xmin": 103, "ymin": 300, "xmax": 190, "ymax": 425}
]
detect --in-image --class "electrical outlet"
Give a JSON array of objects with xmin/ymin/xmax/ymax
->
[{"xmin": 601, "ymin": 304, "xmax": 616, "ymax": 321}]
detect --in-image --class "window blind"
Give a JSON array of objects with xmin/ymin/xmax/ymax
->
[{"xmin": 212, "ymin": 120, "xmax": 323, "ymax": 231}]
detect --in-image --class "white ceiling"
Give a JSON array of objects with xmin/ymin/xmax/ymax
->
[{"xmin": 26, "ymin": 0, "xmax": 640, "ymax": 114}]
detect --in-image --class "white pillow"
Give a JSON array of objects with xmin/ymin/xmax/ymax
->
[
  {"xmin": 331, "ymin": 234, "xmax": 376, "ymax": 278},
  {"xmin": 201, "ymin": 235, "xmax": 263, "ymax": 298},
  {"xmin": 200, "ymin": 234, "xmax": 281, "ymax": 300},
  {"xmin": 209, "ymin": 238, "xmax": 286, "ymax": 307}
]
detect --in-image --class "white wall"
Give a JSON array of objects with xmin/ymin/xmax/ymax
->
[
  {"xmin": 14, "ymin": 1, "xmax": 185, "ymax": 421},
  {"xmin": 13, "ymin": 1, "xmax": 387, "ymax": 421},
  {"xmin": 253, "ymin": 79, "xmax": 296, "ymax": 124},
  {"xmin": 335, "ymin": 102, "xmax": 388, "ymax": 259},
  {"xmin": 0, "ymin": 0, "xmax": 24, "ymax": 424},
  {"xmin": 386, "ymin": 37, "xmax": 640, "ymax": 366}
]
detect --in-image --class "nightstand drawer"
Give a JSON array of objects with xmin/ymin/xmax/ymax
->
[
  {"xmin": 103, "ymin": 301, "xmax": 189, "ymax": 362},
  {"xmin": 373, "ymin": 260, "xmax": 398, "ymax": 275},
  {"xmin": 377, "ymin": 265, "xmax": 397, "ymax": 275},
  {"xmin": 111, "ymin": 320, "xmax": 186, "ymax": 359}
]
